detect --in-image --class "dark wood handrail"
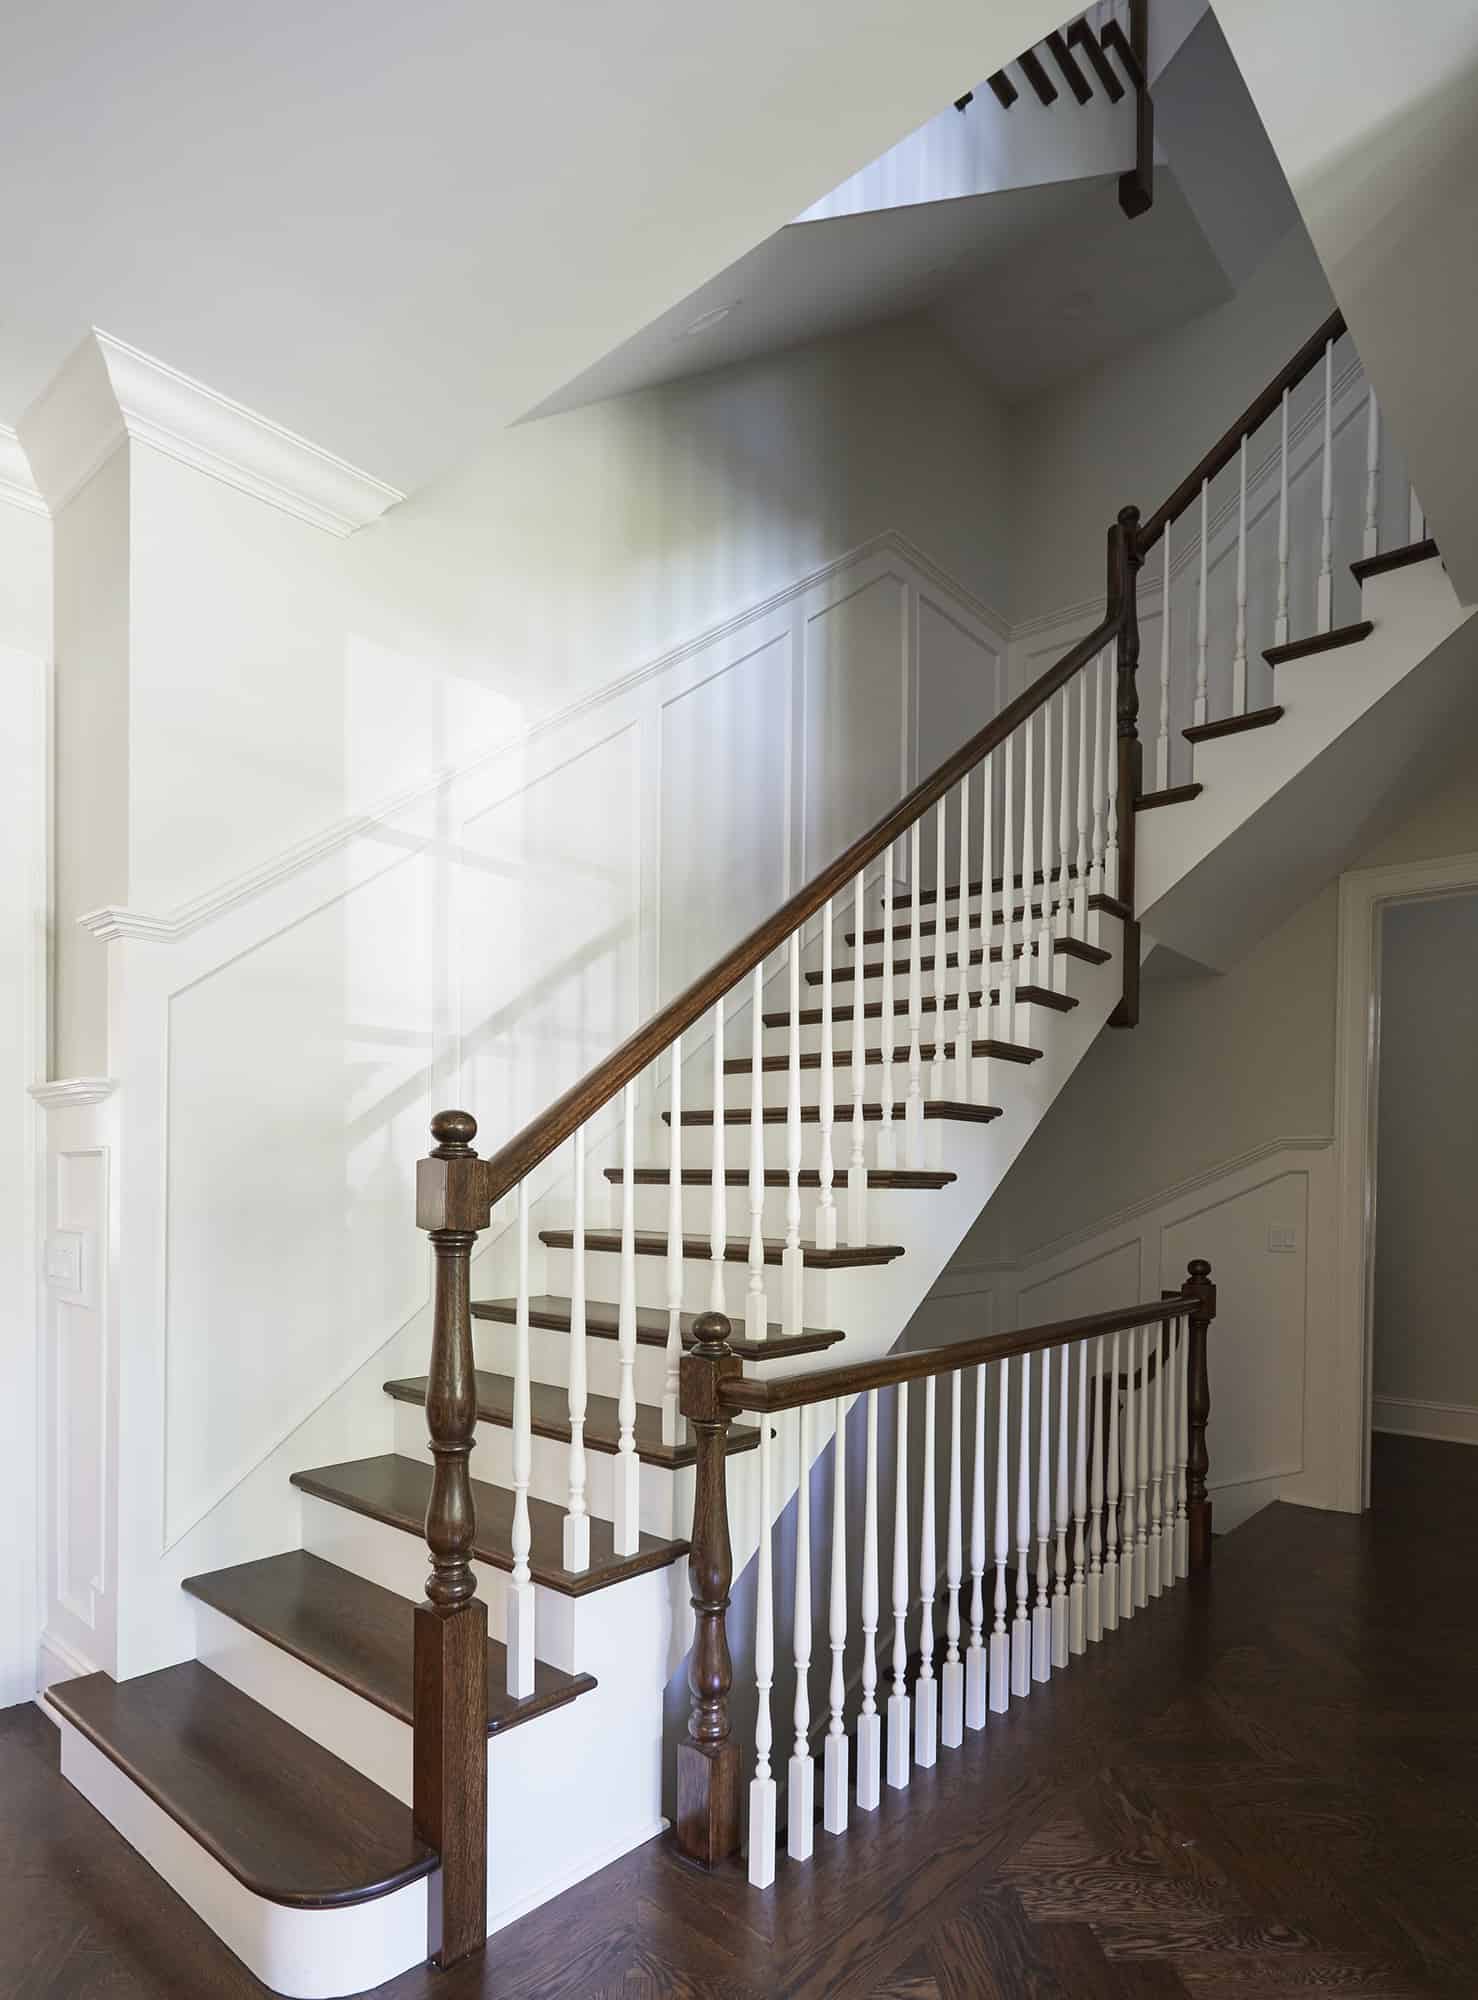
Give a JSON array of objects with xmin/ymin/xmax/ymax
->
[
  {"xmin": 717, "ymin": 1288, "xmax": 1197, "ymax": 1413},
  {"xmin": 1137, "ymin": 307, "xmax": 1348, "ymax": 555},
  {"xmin": 475, "ymin": 607, "xmax": 1119, "ymax": 1206}
]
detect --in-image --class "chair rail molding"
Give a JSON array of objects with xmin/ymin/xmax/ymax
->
[
  {"xmin": 1333, "ymin": 848, "xmax": 1478, "ymax": 1513},
  {"xmin": 16, "ymin": 329, "xmax": 404, "ymax": 535}
]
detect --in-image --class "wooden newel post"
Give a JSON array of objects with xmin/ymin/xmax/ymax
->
[
  {"xmin": 1184, "ymin": 1258, "xmax": 1217, "ymax": 1571},
  {"xmin": 414, "ymin": 1110, "xmax": 492, "ymax": 1966},
  {"xmin": 675, "ymin": 1310, "xmax": 742, "ymax": 1867},
  {"xmin": 1109, "ymin": 503, "xmax": 1144, "ymax": 1028}
]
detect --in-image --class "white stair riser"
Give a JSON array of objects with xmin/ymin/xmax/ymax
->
[
  {"xmin": 390, "ymin": 1397, "xmax": 693, "ymax": 1539},
  {"xmin": 474, "ymin": 1318, "xmax": 672, "ymax": 1405},
  {"xmin": 55, "ymin": 1722, "xmax": 429, "ymax": 2000}
]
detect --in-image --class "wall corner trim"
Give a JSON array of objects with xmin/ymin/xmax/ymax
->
[
  {"xmin": 29, "ymin": 1078, "xmax": 120, "ymax": 1110},
  {"xmin": 16, "ymin": 330, "xmax": 403, "ymax": 534},
  {"xmin": 0, "ymin": 423, "xmax": 47, "ymax": 516}
]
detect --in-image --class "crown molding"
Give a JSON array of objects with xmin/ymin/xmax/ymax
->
[
  {"xmin": 16, "ymin": 330, "xmax": 403, "ymax": 536},
  {"xmin": 0, "ymin": 424, "xmax": 46, "ymax": 517},
  {"xmin": 28, "ymin": 1078, "xmax": 120, "ymax": 1110}
]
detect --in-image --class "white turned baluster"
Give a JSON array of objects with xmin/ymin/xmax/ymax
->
[
  {"xmin": 1103, "ymin": 1329, "xmax": 1121, "ymax": 1634},
  {"xmin": 1052, "ymin": 1341, "xmax": 1070, "ymax": 1669},
  {"xmin": 977, "ymin": 750, "xmax": 996, "ymax": 1048},
  {"xmin": 999, "ymin": 737, "xmax": 1016, "ymax": 1042},
  {"xmin": 564, "ymin": 1127, "xmax": 591, "ymax": 1572},
  {"xmin": 508, "ymin": 1180, "xmax": 535, "ymax": 1695},
  {"xmin": 930, "ymin": 810, "xmax": 948, "ymax": 1100},
  {"xmin": 1055, "ymin": 689, "xmax": 1072, "ymax": 968},
  {"xmin": 817, "ymin": 904, "xmax": 838, "ymax": 1252},
  {"xmin": 1020, "ymin": 712, "xmax": 1038, "ymax": 994},
  {"xmin": 1233, "ymin": 435, "xmax": 1249, "ymax": 715},
  {"xmin": 1134, "ymin": 1325, "xmax": 1151, "ymax": 1610},
  {"xmin": 847, "ymin": 870, "xmax": 869, "ymax": 1249},
  {"xmin": 1155, "ymin": 526, "xmax": 1172, "ymax": 790},
  {"xmin": 878, "ymin": 846, "xmax": 897, "ymax": 1171},
  {"xmin": 943, "ymin": 1368, "xmax": 964, "ymax": 1747},
  {"xmin": 748, "ymin": 1419, "xmax": 777, "ymax": 1887},
  {"xmin": 857, "ymin": 1389, "xmax": 882, "ymax": 1809},
  {"xmin": 905, "ymin": 821, "xmax": 925, "ymax": 1168},
  {"xmin": 989, "ymin": 1357, "xmax": 1011, "ymax": 1712},
  {"xmin": 1175, "ymin": 1316, "xmax": 1190, "ymax": 1579},
  {"xmin": 1032, "ymin": 1347, "xmax": 1052, "ymax": 1683},
  {"xmin": 709, "ymin": 1002, "xmax": 726, "ymax": 1318},
  {"xmin": 1104, "ymin": 648, "xmax": 1120, "ymax": 905},
  {"xmin": 1409, "ymin": 488, "xmax": 1426, "ymax": 545},
  {"xmin": 965, "ymin": 1363, "xmax": 988, "ymax": 1728},
  {"xmin": 1318, "ymin": 336, "xmax": 1335, "ymax": 633},
  {"xmin": 1119, "ymin": 1324, "xmax": 1137, "ymax": 1621},
  {"xmin": 887, "ymin": 1381, "xmax": 911, "ymax": 1786},
  {"xmin": 1364, "ymin": 386, "xmax": 1381, "ymax": 560},
  {"xmin": 1148, "ymin": 1320, "xmax": 1165, "ymax": 1599},
  {"xmin": 824, "ymin": 1397, "xmax": 849, "ymax": 1834},
  {"xmin": 1161, "ymin": 1312, "xmax": 1177, "ymax": 1593},
  {"xmin": 1195, "ymin": 479, "xmax": 1209, "ymax": 726},
  {"xmin": 955, "ymin": 777, "xmax": 973, "ymax": 1100},
  {"xmin": 789, "ymin": 1404, "xmax": 814, "ymax": 1860},
  {"xmin": 915, "ymin": 1375, "xmax": 939, "ymax": 1766},
  {"xmin": 745, "ymin": 978, "xmax": 767, "ymax": 1345},
  {"xmin": 1037, "ymin": 698, "xmax": 1055, "ymax": 992},
  {"xmin": 667, "ymin": 1040, "xmax": 686, "ymax": 1439},
  {"xmin": 614, "ymin": 1081, "xmax": 641, "ymax": 1558},
  {"xmin": 1011, "ymin": 1347, "xmax": 1031, "ymax": 1698},
  {"xmin": 1070, "ymin": 1339, "xmax": 1087, "ymax": 1654},
  {"xmin": 1087, "ymin": 1334, "xmax": 1105, "ymax": 1644},
  {"xmin": 1089, "ymin": 655, "xmax": 1106, "ymax": 901},
  {"xmin": 1275, "ymin": 388, "xmax": 1291, "ymax": 647},
  {"xmin": 783, "ymin": 938, "xmax": 803, "ymax": 1339},
  {"xmin": 1075, "ymin": 671, "xmax": 1091, "ymax": 938}
]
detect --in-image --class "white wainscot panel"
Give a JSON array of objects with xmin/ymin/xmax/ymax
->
[
  {"xmin": 1163, "ymin": 1172, "xmax": 1308, "ymax": 1493},
  {"xmin": 52, "ymin": 1149, "xmax": 108, "ymax": 1640},
  {"xmin": 1017, "ymin": 1238, "xmax": 1143, "ymax": 1325},
  {"xmin": 164, "ymin": 856, "xmax": 437, "ymax": 1544},
  {"xmin": 802, "ymin": 571, "xmax": 907, "ymax": 877},
  {"xmin": 459, "ymin": 723, "xmax": 642, "ymax": 1150},
  {"xmin": 914, "ymin": 594, "xmax": 1002, "ymax": 897},
  {"xmin": 659, "ymin": 634, "xmax": 790, "ymax": 1003}
]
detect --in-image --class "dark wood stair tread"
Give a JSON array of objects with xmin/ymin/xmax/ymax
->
[
  {"xmin": 47, "ymin": 1662, "xmax": 436, "ymax": 1909},
  {"xmin": 383, "ymin": 1368, "xmax": 760, "ymax": 1468},
  {"xmin": 663, "ymin": 1100, "xmax": 1003, "ymax": 1128},
  {"xmin": 182, "ymin": 1552, "xmax": 595, "ymax": 1737},
  {"xmin": 892, "ymin": 864, "xmax": 1079, "ymax": 914},
  {"xmin": 1183, "ymin": 704, "xmax": 1284, "ymax": 744},
  {"xmin": 764, "ymin": 987, "xmax": 1075, "ymax": 1028},
  {"xmin": 723, "ymin": 1037, "xmax": 1042, "ymax": 1072},
  {"xmin": 291, "ymin": 1455, "xmax": 686, "ymax": 1595},
  {"xmin": 472, "ymin": 1294, "xmax": 845, "ymax": 1361},
  {"xmin": 1136, "ymin": 783, "xmax": 1203, "ymax": 811},
  {"xmin": 604, "ymin": 1166, "xmax": 955, "ymax": 1190},
  {"xmin": 1351, "ymin": 539, "xmax": 1438, "ymax": 584},
  {"xmin": 1264, "ymin": 619, "xmax": 1373, "ymax": 667},
  {"xmin": 539, "ymin": 1226, "xmax": 905, "ymax": 1268},
  {"xmin": 822, "ymin": 937, "xmax": 1108, "ymax": 983},
  {"xmin": 845, "ymin": 898, "xmax": 1064, "ymax": 944}
]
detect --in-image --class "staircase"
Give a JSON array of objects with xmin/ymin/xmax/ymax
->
[{"xmin": 42, "ymin": 313, "xmax": 1475, "ymax": 1996}]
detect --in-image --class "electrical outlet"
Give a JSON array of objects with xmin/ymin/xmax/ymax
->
[{"xmin": 1267, "ymin": 1224, "xmax": 1297, "ymax": 1254}]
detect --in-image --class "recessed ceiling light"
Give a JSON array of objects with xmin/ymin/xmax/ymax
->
[{"xmin": 682, "ymin": 303, "xmax": 735, "ymax": 337}]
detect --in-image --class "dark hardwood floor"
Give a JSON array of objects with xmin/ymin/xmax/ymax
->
[{"xmin": 6, "ymin": 1435, "xmax": 1476, "ymax": 1997}]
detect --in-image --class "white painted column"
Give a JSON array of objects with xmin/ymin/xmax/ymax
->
[
  {"xmin": 1318, "ymin": 336, "xmax": 1336, "ymax": 633},
  {"xmin": 745, "ymin": 981, "xmax": 767, "ymax": 1345},
  {"xmin": 1232, "ymin": 435, "xmax": 1249, "ymax": 715},
  {"xmin": 1364, "ymin": 386, "xmax": 1381, "ymax": 561},
  {"xmin": 1175, "ymin": 1317, "xmax": 1190, "ymax": 1580},
  {"xmin": 989, "ymin": 1357, "xmax": 1011, "ymax": 1713},
  {"xmin": 1148, "ymin": 1320, "xmax": 1165, "ymax": 1600},
  {"xmin": 930, "ymin": 809, "xmax": 948, "ymax": 1100},
  {"xmin": 1055, "ymin": 687, "xmax": 1072, "ymax": 968},
  {"xmin": 1155, "ymin": 525, "xmax": 1172, "ymax": 791},
  {"xmin": 887, "ymin": 1381, "xmax": 911, "ymax": 1787},
  {"xmin": 1032, "ymin": 1347, "xmax": 1052, "ymax": 1684},
  {"xmin": 783, "ymin": 939, "xmax": 804, "ymax": 1340},
  {"xmin": 965, "ymin": 1362, "xmax": 988, "ymax": 1729},
  {"xmin": 748, "ymin": 1419, "xmax": 777, "ymax": 1887},
  {"xmin": 709, "ymin": 1002, "xmax": 727, "ymax": 1319},
  {"xmin": 817, "ymin": 904, "xmax": 838, "ymax": 1252},
  {"xmin": 1070, "ymin": 1338, "xmax": 1087, "ymax": 1655},
  {"xmin": 942, "ymin": 1369, "xmax": 964, "ymax": 1749},
  {"xmin": 1011, "ymin": 1349, "xmax": 1032, "ymax": 1699},
  {"xmin": 1103, "ymin": 1330, "xmax": 1121, "ymax": 1635},
  {"xmin": 788, "ymin": 1403, "xmax": 815, "ymax": 1861},
  {"xmin": 999, "ymin": 737, "xmax": 1016, "ymax": 1043},
  {"xmin": 976, "ymin": 750, "xmax": 996, "ymax": 1059},
  {"xmin": 857, "ymin": 1388, "xmax": 882, "ymax": 1809},
  {"xmin": 1119, "ymin": 1324, "xmax": 1137, "ymax": 1622},
  {"xmin": 1020, "ymin": 712, "xmax": 1038, "ymax": 991},
  {"xmin": 1052, "ymin": 1342, "xmax": 1070, "ymax": 1669},
  {"xmin": 563, "ymin": 1126, "xmax": 591, "ymax": 1573},
  {"xmin": 1089, "ymin": 656, "xmax": 1106, "ymax": 899},
  {"xmin": 824, "ymin": 1398, "xmax": 849, "ymax": 1835},
  {"xmin": 1161, "ymin": 1314, "xmax": 1178, "ymax": 1594},
  {"xmin": 668, "ymin": 1039, "xmax": 687, "ymax": 1430},
  {"xmin": 507, "ymin": 1180, "xmax": 535, "ymax": 1696},
  {"xmin": 1075, "ymin": 669, "xmax": 1091, "ymax": 938},
  {"xmin": 1134, "ymin": 1324, "xmax": 1151, "ymax": 1611},
  {"xmin": 905, "ymin": 821, "xmax": 925, "ymax": 1168},
  {"xmin": 1087, "ymin": 1334, "xmax": 1105, "ymax": 1645},
  {"xmin": 1036, "ymin": 699, "xmax": 1055, "ymax": 992},
  {"xmin": 614, "ymin": 1081, "xmax": 641, "ymax": 1558},
  {"xmin": 878, "ymin": 846, "xmax": 897, "ymax": 1171},
  {"xmin": 1275, "ymin": 388, "xmax": 1292, "ymax": 648},
  {"xmin": 954, "ymin": 778, "xmax": 973, "ymax": 1101},
  {"xmin": 1103, "ymin": 645, "xmax": 1120, "ymax": 905},
  {"xmin": 914, "ymin": 1374, "xmax": 939, "ymax": 1767},
  {"xmin": 1195, "ymin": 479, "xmax": 1210, "ymax": 727},
  {"xmin": 847, "ymin": 870, "xmax": 869, "ymax": 1249}
]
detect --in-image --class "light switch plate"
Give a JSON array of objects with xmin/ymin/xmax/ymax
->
[
  {"xmin": 45, "ymin": 1229, "xmax": 88, "ymax": 1303},
  {"xmin": 1267, "ymin": 1224, "xmax": 1297, "ymax": 1254}
]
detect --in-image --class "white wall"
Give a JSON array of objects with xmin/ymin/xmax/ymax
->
[
  {"xmin": 1005, "ymin": 223, "xmax": 1335, "ymax": 619},
  {"xmin": 0, "ymin": 488, "xmax": 51, "ymax": 1706},
  {"xmin": 1372, "ymin": 893, "xmax": 1478, "ymax": 1439}
]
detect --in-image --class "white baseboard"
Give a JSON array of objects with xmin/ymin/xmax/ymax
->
[
  {"xmin": 35, "ymin": 1629, "xmax": 101, "ymax": 1716},
  {"xmin": 1372, "ymin": 1396, "xmax": 1478, "ymax": 1446}
]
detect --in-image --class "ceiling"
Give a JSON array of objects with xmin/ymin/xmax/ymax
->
[
  {"xmin": 0, "ymin": 0, "xmax": 1082, "ymax": 494},
  {"xmin": 531, "ymin": 163, "xmax": 1233, "ymax": 421}
]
